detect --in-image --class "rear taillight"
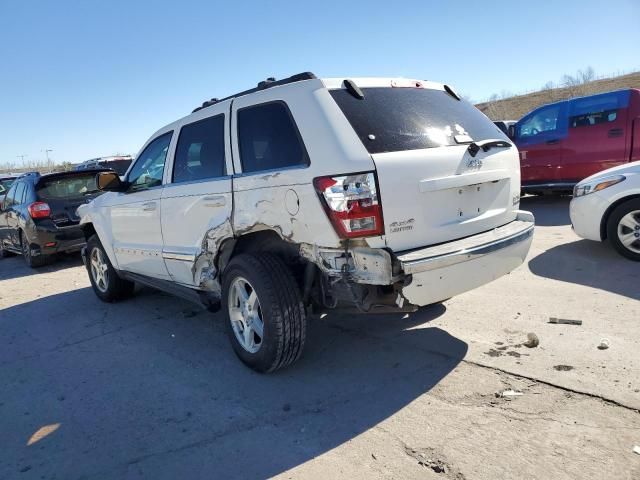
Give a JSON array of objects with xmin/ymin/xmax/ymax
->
[
  {"xmin": 28, "ymin": 201, "xmax": 51, "ymax": 219},
  {"xmin": 313, "ymin": 172, "xmax": 384, "ymax": 239}
]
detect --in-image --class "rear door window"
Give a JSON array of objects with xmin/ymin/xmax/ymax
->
[
  {"xmin": 330, "ymin": 87, "xmax": 505, "ymax": 154},
  {"xmin": 569, "ymin": 91, "xmax": 630, "ymax": 128},
  {"xmin": 570, "ymin": 110, "xmax": 618, "ymax": 127},
  {"xmin": 173, "ymin": 114, "xmax": 226, "ymax": 183},
  {"xmin": 237, "ymin": 102, "xmax": 309, "ymax": 173}
]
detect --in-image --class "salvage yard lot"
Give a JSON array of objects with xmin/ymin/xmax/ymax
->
[{"xmin": 1, "ymin": 196, "xmax": 639, "ymax": 480}]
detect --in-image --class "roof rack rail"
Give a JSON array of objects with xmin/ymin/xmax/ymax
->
[
  {"xmin": 192, "ymin": 72, "xmax": 316, "ymax": 113},
  {"xmin": 17, "ymin": 171, "xmax": 40, "ymax": 179}
]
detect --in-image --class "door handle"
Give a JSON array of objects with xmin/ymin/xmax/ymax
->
[
  {"xmin": 141, "ymin": 201, "xmax": 157, "ymax": 211},
  {"xmin": 546, "ymin": 139, "xmax": 560, "ymax": 145},
  {"xmin": 202, "ymin": 195, "xmax": 226, "ymax": 207},
  {"xmin": 608, "ymin": 128, "xmax": 624, "ymax": 138}
]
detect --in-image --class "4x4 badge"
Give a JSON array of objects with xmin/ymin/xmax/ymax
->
[{"xmin": 390, "ymin": 218, "xmax": 415, "ymax": 233}]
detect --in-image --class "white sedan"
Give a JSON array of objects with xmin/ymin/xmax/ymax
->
[{"xmin": 570, "ymin": 161, "xmax": 640, "ymax": 261}]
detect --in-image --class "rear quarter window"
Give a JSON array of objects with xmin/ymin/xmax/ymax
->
[
  {"xmin": 330, "ymin": 87, "xmax": 505, "ymax": 154},
  {"xmin": 237, "ymin": 101, "xmax": 309, "ymax": 174}
]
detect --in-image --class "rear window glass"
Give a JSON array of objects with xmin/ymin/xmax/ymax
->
[
  {"xmin": 330, "ymin": 87, "xmax": 505, "ymax": 154},
  {"xmin": 237, "ymin": 102, "xmax": 309, "ymax": 174},
  {"xmin": 36, "ymin": 174, "xmax": 100, "ymax": 199},
  {"xmin": 99, "ymin": 160, "xmax": 132, "ymax": 175}
]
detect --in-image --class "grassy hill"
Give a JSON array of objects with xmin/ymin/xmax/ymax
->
[{"xmin": 476, "ymin": 71, "xmax": 640, "ymax": 121}]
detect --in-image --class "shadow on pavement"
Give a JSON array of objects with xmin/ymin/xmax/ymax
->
[
  {"xmin": 520, "ymin": 195, "xmax": 571, "ymax": 226},
  {"xmin": 0, "ymin": 252, "xmax": 83, "ymax": 281},
  {"xmin": 0, "ymin": 288, "xmax": 466, "ymax": 479},
  {"xmin": 528, "ymin": 238, "xmax": 640, "ymax": 301}
]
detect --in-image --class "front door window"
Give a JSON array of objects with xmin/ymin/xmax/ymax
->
[{"xmin": 127, "ymin": 132, "xmax": 173, "ymax": 192}]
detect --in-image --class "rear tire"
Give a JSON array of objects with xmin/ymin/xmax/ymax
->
[
  {"xmin": 86, "ymin": 235, "xmax": 135, "ymax": 301},
  {"xmin": 607, "ymin": 198, "xmax": 640, "ymax": 261},
  {"xmin": 222, "ymin": 253, "xmax": 306, "ymax": 373},
  {"xmin": 20, "ymin": 231, "xmax": 48, "ymax": 268}
]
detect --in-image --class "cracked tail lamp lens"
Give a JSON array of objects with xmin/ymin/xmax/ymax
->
[{"xmin": 314, "ymin": 172, "xmax": 384, "ymax": 239}]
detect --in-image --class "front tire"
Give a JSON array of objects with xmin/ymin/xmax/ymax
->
[
  {"xmin": 222, "ymin": 253, "xmax": 306, "ymax": 373},
  {"xmin": 607, "ymin": 198, "xmax": 640, "ymax": 261},
  {"xmin": 86, "ymin": 235, "xmax": 135, "ymax": 301}
]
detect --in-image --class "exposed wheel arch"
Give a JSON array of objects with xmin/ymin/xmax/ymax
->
[
  {"xmin": 217, "ymin": 229, "xmax": 300, "ymax": 276},
  {"xmin": 81, "ymin": 223, "xmax": 97, "ymax": 242}
]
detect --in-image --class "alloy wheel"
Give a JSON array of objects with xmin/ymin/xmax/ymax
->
[
  {"xmin": 617, "ymin": 210, "xmax": 640, "ymax": 254},
  {"xmin": 228, "ymin": 276, "xmax": 264, "ymax": 354},
  {"xmin": 90, "ymin": 247, "xmax": 110, "ymax": 293}
]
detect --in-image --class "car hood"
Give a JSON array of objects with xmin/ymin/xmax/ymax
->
[{"xmin": 578, "ymin": 160, "xmax": 640, "ymax": 184}]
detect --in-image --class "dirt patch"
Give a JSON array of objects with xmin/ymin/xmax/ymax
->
[
  {"xmin": 554, "ymin": 365, "xmax": 575, "ymax": 372},
  {"xmin": 403, "ymin": 445, "xmax": 466, "ymax": 479}
]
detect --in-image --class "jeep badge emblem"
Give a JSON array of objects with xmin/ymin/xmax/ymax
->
[{"xmin": 467, "ymin": 158, "xmax": 483, "ymax": 169}]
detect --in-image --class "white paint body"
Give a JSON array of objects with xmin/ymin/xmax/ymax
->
[
  {"xmin": 570, "ymin": 160, "xmax": 640, "ymax": 242},
  {"xmin": 79, "ymin": 76, "xmax": 534, "ymax": 308}
]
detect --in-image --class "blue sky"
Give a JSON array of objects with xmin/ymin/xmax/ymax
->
[{"xmin": 1, "ymin": 0, "xmax": 638, "ymax": 165}]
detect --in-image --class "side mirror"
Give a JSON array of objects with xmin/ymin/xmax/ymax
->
[
  {"xmin": 96, "ymin": 171, "xmax": 125, "ymax": 192},
  {"xmin": 507, "ymin": 125, "xmax": 516, "ymax": 140}
]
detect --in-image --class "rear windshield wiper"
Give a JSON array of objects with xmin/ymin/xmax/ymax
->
[{"xmin": 467, "ymin": 139, "xmax": 512, "ymax": 157}]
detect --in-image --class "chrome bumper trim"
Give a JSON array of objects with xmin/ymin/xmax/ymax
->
[
  {"xmin": 398, "ymin": 212, "xmax": 535, "ymax": 274},
  {"xmin": 162, "ymin": 251, "xmax": 196, "ymax": 262}
]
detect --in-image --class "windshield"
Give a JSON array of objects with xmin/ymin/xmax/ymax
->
[
  {"xmin": 0, "ymin": 178, "xmax": 15, "ymax": 195},
  {"xmin": 36, "ymin": 174, "xmax": 100, "ymax": 199},
  {"xmin": 330, "ymin": 87, "xmax": 506, "ymax": 154}
]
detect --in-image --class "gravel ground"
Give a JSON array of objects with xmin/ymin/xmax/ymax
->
[{"xmin": 1, "ymin": 196, "xmax": 639, "ymax": 480}]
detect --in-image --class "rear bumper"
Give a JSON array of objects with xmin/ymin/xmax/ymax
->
[
  {"xmin": 30, "ymin": 224, "xmax": 86, "ymax": 256},
  {"xmin": 397, "ymin": 211, "xmax": 534, "ymax": 306}
]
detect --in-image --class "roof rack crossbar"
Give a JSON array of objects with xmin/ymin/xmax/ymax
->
[{"xmin": 192, "ymin": 72, "xmax": 316, "ymax": 113}]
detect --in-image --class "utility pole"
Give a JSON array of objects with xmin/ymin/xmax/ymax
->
[
  {"xmin": 44, "ymin": 149, "xmax": 53, "ymax": 172},
  {"xmin": 17, "ymin": 154, "xmax": 27, "ymax": 169}
]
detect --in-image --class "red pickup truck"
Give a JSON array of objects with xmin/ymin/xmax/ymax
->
[{"xmin": 511, "ymin": 89, "xmax": 640, "ymax": 193}]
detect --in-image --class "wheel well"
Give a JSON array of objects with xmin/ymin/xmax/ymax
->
[
  {"xmin": 600, "ymin": 194, "xmax": 640, "ymax": 240},
  {"xmin": 218, "ymin": 230, "xmax": 300, "ymax": 273},
  {"xmin": 81, "ymin": 223, "xmax": 97, "ymax": 241}
]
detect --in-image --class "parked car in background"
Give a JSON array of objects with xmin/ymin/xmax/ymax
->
[
  {"xmin": 0, "ymin": 175, "xmax": 17, "ymax": 197},
  {"xmin": 75, "ymin": 156, "xmax": 133, "ymax": 175},
  {"xmin": 0, "ymin": 170, "xmax": 107, "ymax": 266},
  {"xmin": 570, "ymin": 160, "xmax": 640, "ymax": 261},
  {"xmin": 494, "ymin": 120, "xmax": 516, "ymax": 135},
  {"xmin": 78, "ymin": 73, "xmax": 534, "ymax": 372},
  {"xmin": 511, "ymin": 89, "xmax": 640, "ymax": 194}
]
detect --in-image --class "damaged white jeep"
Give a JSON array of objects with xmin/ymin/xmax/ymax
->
[{"xmin": 78, "ymin": 72, "xmax": 534, "ymax": 372}]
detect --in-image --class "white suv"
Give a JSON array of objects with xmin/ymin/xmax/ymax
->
[{"xmin": 78, "ymin": 72, "xmax": 534, "ymax": 372}]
